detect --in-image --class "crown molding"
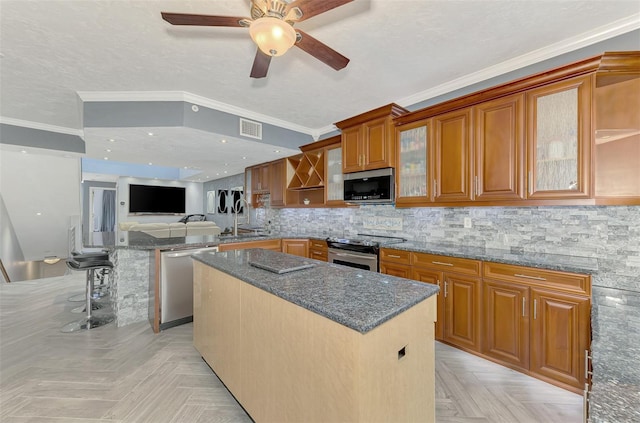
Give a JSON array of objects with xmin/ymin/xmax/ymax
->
[
  {"xmin": 0, "ymin": 117, "xmax": 84, "ymax": 137},
  {"xmin": 397, "ymin": 14, "xmax": 640, "ymax": 107},
  {"xmin": 77, "ymin": 90, "xmax": 318, "ymax": 137}
]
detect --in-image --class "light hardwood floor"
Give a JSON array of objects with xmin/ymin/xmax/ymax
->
[{"xmin": 0, "ymin": 274, "xmax": 583, "ymax": 422}]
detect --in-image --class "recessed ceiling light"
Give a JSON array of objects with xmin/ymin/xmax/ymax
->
[
  {"xmin": 36, "ymin": 212, "xmax": 42, "ymax": 216},
  {"xmin": 184, "ymin": 166, "xmax": 188, "ymax": 169},
  {"xmin": 224, "ymin": 170, "xmax": 227, "ymax": 174},
  {"xmin": 148, "ymin": 162, "xmax": 153, "ymax": 165},
  {"xmin": 224, "ymin": 163, "xmax": 228, "ymax": 166},
  {"xmin": 106, "ymin": 149, "xmax": 111, "ymax": 152},
  {"xmin": 104, "ymin": 157, "xmax": 108, "ymax": 160},
  {"xmin": 242, "ymin": 156, "xmax": 247, "ymax": 159},
  {"xmin": 221, "ymin": 139, "xmax": 227, "ymax": 143},
  {"xmin": 148, "ymin": 132, "xmax": 154, "ymax": 136},
  {"xmin": 21, "ymin": 150, "xmax": 27, "ymax": 154},
  {"xmin": 109, "ymin": 138, "xmax": 115, "ymax": 142},
  {"xmin": 216, "ymin": 173, "xmax": 220, "ymax": 176},
  {"xmin": 191, "ymin": 105, "xmax": 199, "ymax": 112},
  {"xmin": 274, "ymin": 150, "xmax": 280, "ymax": 153}
]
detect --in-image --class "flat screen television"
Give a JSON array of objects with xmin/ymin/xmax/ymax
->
[{"xmin": 129, "ymin": 184, "xmax": 186, "ymax": 214}]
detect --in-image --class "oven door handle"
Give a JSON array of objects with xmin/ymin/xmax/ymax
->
[{"xmin": 333, "ymin": 251, "xmax": 376, "ymax": 261}]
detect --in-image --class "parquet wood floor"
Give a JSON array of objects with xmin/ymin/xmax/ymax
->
[{"xmin": 0, "ymin": 274, "xmax": 583, "ymax": 422}]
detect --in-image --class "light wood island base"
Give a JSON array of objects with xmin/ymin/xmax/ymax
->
[{"xmin": 193, "ymin": 261, "xmax": 437, "ymax": 423}]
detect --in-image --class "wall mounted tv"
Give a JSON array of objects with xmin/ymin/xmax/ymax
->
[{"xmin": 129, "ymin": 184, "xmax": 186, "ymax": 214}]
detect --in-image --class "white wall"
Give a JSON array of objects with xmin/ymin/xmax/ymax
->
[
  {"xmin": 117, "ymin": 177, "xmax": 203, "ymax": 225},
  {"xmin": 0, "ymin": 149, "xmax": 81, "ymax": 262}
]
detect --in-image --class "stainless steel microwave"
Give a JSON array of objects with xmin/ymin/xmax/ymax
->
[{"xmin": 343, "ymin": 168, "xmax": 394, "ymax": 204}]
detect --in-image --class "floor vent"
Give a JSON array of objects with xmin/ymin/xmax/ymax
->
[{"xmin": 239, "ymin": 118, "xmax": 262, "ymax": 140}]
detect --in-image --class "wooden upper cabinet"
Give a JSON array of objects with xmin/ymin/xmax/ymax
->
[
  {"xmin": 336, "ymin": 103, "xmax": 409, "ymax": 173},
  {"xmin": 269, "ymin": 159, "xmax": 286, "ymax": 208},
  {"xmin": 433, "ymin": 107, "xmax": 474, "ymax": 202},
  {"xmin": 526, "ymin": 74, "xmax": 593, "ymax": 199},
  {"xmin": 594, "ymin": 65, "xmax": 640, "ymax": 203},
  {"xmin": 474, "ymin": 94, "xmax": 525, "ymax": 201},
  {"xmin": 251, "ymin": 163, "xmax": 270, "ymax": 193},
  {"xmin": 396, "ymin": 119, "xmax": 431, "ymax": 205}
]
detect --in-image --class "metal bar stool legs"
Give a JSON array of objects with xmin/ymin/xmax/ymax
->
[{"xmin": 62, "ymin": 258, "xmax": 115, "ymax": 333}]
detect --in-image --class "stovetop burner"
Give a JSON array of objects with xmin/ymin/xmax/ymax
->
[{"xmin": 326, "ymin": 233, "xmax": 407, "ymax": 247}]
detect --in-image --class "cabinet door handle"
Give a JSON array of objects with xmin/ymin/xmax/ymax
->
[
  {"xmin": 444, "ymin": 280, "xmax": 448, "ymax": 297},
  {"xmin": 583, "ymin": 383, "xmax": 590, "ymax": 422},
  {"xmin": 437, "ymin": 279, "xmax": 441, "ymax": 293},
  {"xmin": 387, "ymin": 254, "xmax": 401, "ymax": 259},
  {"xmin": 522, "ymin": 297, "xmax": 526, "ymax": 317},
  {"xmin": 432, "ymin": 261, "xmax": 453, "ymax": 267},
  {"xmin": 514, "ymin": 273, "xmax": 547, "ymax": 281},
  {"xmin": 585, "ymin": 349, "xmax": 593, "ymax": 378},
  {"xmin": 533, "ymin": 299, "xmax": 537, "ymax": 320},
  {"xmin": 433, "ymin": 179, "xmax": 437, "ymax": 195},
  {"xmin": 528, "ymin": 171, "xmax": 533, "ymax": 195}
]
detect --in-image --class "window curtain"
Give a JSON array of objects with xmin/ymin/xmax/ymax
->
[{"xmin": 100, "ymin": 190, "xmax": 116, "ymax": 232}]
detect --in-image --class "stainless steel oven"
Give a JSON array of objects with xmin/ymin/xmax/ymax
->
[
  {"xmin": 328, "ymin": 247, "xmax": 378, "ymax": 272},
  {"xmin": 326, "ymin": 234, "xmax": 406, "ymax": 272}
]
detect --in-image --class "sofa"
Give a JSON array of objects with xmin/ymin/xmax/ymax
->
[{"xmin": 124, "ymin": 221, "xmax": 221, "ymax": 237}]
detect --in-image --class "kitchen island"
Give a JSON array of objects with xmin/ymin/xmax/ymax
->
[{"xmin": 192, "ymin": 248, "xmax": 439, "ymax": 423}]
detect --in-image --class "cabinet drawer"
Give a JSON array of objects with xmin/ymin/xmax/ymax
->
[
  {"xmin": 309, "ymin": 240, "xmax": 328, "ymax": 250},
  {"xmin": 380, "ymin": 248, "xmax": 411, "ymax": 264},
  {"xmin": 309, "ymin": 248, "xmax": 328, "ymax": 261},
  {"xmin": 483, "ymin": 261, "xmax": 590, "ymax": 295},
  {"xmin": 411, "ymin": 252, "xmax": 481, "ymax": 276}
]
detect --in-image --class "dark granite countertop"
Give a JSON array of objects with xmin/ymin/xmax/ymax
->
[
  {"xmin": 192, "ymin": 248, "xmax": 439, "ymax": 334},
  {"xmin": 387, "ymin": 241, "xmax": 599, "ymax": 274},
  {"xmin": 87, "ymin": 231, "xmax": 598, "ymax": 275}
]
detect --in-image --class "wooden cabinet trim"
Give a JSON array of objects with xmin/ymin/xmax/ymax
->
[{"xmin": 394, "ymin": 55, "xmax": 602, "ymax": 125}]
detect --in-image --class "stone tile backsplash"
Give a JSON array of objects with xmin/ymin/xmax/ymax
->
[{"xmin": 268, "ymin": 204, "xmax": 640, "ymax": 421}]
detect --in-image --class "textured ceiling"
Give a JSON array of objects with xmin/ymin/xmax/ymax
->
[{"xmin": 1, "ymin": 0, "xmax": 639, "ymax": 180}]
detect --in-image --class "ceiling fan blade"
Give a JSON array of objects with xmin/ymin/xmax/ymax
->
[
  {"xmin": 285, "ymin": 0, "xmax": 353, "ymax": 22},
  {"xmin": 250, "ymin": 49, "xmax": 272, "ymax": 78},
  {"xmin": 161, "ymin": 12, "xmax": 248, "ymax": 27},
  {"xmin": 295, "ymin": 30, "xmax": 349, "ymax": 71}
]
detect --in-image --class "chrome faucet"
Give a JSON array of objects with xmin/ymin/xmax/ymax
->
[{"xmin": 233, "ymin": 197, "xmax": 250, "ymax": 236}]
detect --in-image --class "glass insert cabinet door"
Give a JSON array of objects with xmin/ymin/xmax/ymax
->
[
  {"xmin": 396, "ymin": 120, "xmax": 429, "ymax": 203},
  {"xmin": 527, "ymin": 75, "xmax": 592, "ymax": 199},
  {"xmin": 326, "ymin": 146, "xmax": 344, "ymax": 202}
]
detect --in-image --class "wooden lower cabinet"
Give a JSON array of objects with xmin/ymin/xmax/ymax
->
[
  {"xmin": 382, "ymin": 251, "xmax": 591, "ymax": 393},
  {"xmin": 308, "ymin": 239, "xmax": 328, "ymax": 261},
  {"xmin": 411, "ymin": 268, "xmax": 444, "ymax": 341},
  {"xmin": 281, "ymin": 239, "xmax": 309, "ymax": 257},
  {"xmin": 444, "ymin": 273, "xmax": 482, "ymax": 353},
  {"xmin": 482, "ymin": 280, "xmax": 530, "ymax": 369},
  {"xmin": 380, "ymin": 261, "xmax": 411, "ymax": 278},
  {"xmin": 530, "ymin": 288, "xmax": 590, "ymax": 389}
]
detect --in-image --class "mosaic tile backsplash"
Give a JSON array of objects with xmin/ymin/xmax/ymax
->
[{"xmin": 264, "ymin": 205, "xmax": 640, "ymax": 422}]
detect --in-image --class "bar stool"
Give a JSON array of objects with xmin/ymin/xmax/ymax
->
[
  {"xmin": 62, "ymin": 257, "xmax": 115, "ymax": 333},
  {"xmin": 67, "ymin": 251, "xmax": 110, "ymax": 302}
]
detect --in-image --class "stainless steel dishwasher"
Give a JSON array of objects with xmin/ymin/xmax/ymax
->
[{"xmin": 160, "ymin": 246, "xmax": 218, "ymax": 330}]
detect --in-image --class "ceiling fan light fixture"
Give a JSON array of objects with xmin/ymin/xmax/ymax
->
[{"xmin": 249, "ymin": 17, "xmax": 296, "ymax": 57}]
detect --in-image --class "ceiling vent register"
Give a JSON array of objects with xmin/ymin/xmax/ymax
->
[{"xmin": 240, "ymin": 118, "xmax": 263, "ymax": 140}]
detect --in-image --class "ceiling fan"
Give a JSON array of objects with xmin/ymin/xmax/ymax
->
[{"xmin": 161, "ymin": 0, "xmax": 352, "ymax": 78}]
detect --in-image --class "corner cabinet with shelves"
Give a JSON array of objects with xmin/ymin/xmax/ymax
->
[
  {"xmin": 335, "ymin": 103, "xmax": 409, "ymax": 173},
  {"xmin": 526, "ymin": 74, "xmax": 592, "ymax": 199}
]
